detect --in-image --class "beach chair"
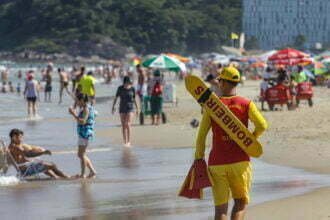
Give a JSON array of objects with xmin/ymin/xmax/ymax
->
[
  {"xmin": 0, "ymin": 141, "xmax": 9, "ymax": 175},
  {"xmin": 0, "ymin": 140, "xmax": 42, "ymax": 180}
]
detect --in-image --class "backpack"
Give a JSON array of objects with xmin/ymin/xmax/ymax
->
[{"xmin": 152, "ymin": 82, "xmax": 163, "ymax": 96}]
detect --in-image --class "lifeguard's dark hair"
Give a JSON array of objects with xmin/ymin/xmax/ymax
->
[{"xmin": 9, "ymin": 129, "xmax": 24, "ymax": 138}]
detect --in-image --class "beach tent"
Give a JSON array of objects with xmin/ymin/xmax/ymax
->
[
  {"xmin": 221, "ymin": 46, "xmax": 242, "ymax": 56},
  {"xmin": 257, "ymin": 50, "xmax": 278, "ymax": 61}
]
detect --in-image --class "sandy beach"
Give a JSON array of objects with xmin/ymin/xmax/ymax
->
[{"xmin": 98, "ymin": 79, "xmax": 330, "ymax": 219}]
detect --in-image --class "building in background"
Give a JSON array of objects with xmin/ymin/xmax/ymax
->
[{"xmin": 243, "ymin": 0, "xmax": 330, "ymax": 50}]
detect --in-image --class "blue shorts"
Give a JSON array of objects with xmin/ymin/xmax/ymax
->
[{"xmin": 24, "ymin": 162, "xmax": 47, "ymax": 176}]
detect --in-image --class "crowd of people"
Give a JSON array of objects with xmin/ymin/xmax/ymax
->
[
  {"xmin": 259, "ymin": 65, "xmax": 313, "ymax": 111},
  {"xmin": 0, "ymin": 61, "xmax": 170, "ymax": 179}
]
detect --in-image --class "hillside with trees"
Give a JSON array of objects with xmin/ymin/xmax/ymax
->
[{"xmin": 0, "ymin": 0, "xmax": 241, "ymax": 59}]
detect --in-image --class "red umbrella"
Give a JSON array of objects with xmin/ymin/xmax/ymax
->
[{"xmin": 268, "ymin": 48, "xmax": 312, "ymax": 66}]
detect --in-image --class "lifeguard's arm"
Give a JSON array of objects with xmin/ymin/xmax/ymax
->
[
  {"xmin": 194, "ymin": 111, "xmax": 211, "ymax": 159},
  {"xmin": 248, "ymin": 101, "xmax": 268, "ymax": 138}
]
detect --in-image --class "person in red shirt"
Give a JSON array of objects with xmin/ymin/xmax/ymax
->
[{"xmin": 195, "ymin": 67, "xmax": 268, "ymax": 220}]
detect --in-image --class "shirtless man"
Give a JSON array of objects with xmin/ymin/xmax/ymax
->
[
  {"xmin": 1, "ymin": 70, "xmax": 8, "ymax": 83},
  {"xmin": 136, "ymin": 64, "xmax": 147, "ymax": 104},
  {"xmin": 8, "ymin": 129, "xmax": 73, "ymax": 179},
  {"xmin": 58, "ymin": 68, "xmax": 70, "ymax": 104}
]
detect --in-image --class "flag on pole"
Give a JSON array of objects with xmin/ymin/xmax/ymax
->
[
  {"xmin": 239, "ymin": 33, "xmax": 245, "ymax": 50},
  {"xmin": 231, "ymin": 32, "xmax": 239, "ymax": 40}
]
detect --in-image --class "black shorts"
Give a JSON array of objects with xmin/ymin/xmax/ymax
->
[
  {"xmin": 62, "ymin": 82, "xmax": 69, "ymax": 88},
  {"xmin": 27, "ymin": 97, "xmax": 37, "ymax": 103},
  {"xmin": 45, "ymin": 85, "xmax": 52, "ymax": 92}
]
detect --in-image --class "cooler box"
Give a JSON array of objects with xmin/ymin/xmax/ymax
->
[{"xmin": 163, "ymin": 83, "xmax": 176, "ymax": 103}]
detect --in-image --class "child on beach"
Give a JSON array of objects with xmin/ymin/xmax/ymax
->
[
  {"xmin": 69, "ymin": 94, "xmax": 97, "ymax": 178},
  {"xmin": 24, "ymin": 73, "xmax": 40, "ymax": 117},
  {"xmin": 16, "ymin": 83, "xmax": 21, "ymax": 95},
  {"xmin": 194, "ymin": 67, "xmax": 268, "ymax": 219}
]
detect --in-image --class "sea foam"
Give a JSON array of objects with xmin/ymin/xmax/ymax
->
[{"xmin": 0, "ymin": 176, "xmax": 20, "ymax": 186}]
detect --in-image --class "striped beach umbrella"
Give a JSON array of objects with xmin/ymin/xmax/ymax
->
[{"xmin": 142, "ymin": 54, "xmax": 186, "ymax": 72}]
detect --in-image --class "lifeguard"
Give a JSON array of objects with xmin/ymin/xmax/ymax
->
[{"xmin": 194, "ymin": 67, "xmax": 268, "ymax": 219}]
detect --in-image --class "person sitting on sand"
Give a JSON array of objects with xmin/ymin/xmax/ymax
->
[{"xmin": 8, "ymin": 129, "xmax": 73, "ymax": 179}]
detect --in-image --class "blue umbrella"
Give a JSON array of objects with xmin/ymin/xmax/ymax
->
[{"xmin": 303, "ymin": 69, "xmax": 315, "ymax": 79}]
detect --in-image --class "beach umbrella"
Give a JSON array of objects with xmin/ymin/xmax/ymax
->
[
  {"xmin": 314, "ymin": 62, "xmax": 328, "ymax": 75},
  {"xmin": 250, "ymin": 62, "xmax": 266, "ymax": 68},
  {"xmin": 303, "ymin": 69, "xmax": 315, "ymax": 79},
  {"xmin": 142, "ymin": 54, "xmax": 186, "ymax": 72},
  {"xmin": 0, "ymin": 65, "xmax": 6, "ymax": 72},
  {"xmin": 268, "ymin": 48, "xmax": 312, "ymax": 66},
  {"xmin": 319, "ymin": 51, "xmax": 330, "ymax": 57},
  {"xmin": 322, "ymin": 58, "xmax": 330, "ymax": 64},
  {"xmin": 166, "ymin": 53, "xmax": 190, "ymax": 63}
]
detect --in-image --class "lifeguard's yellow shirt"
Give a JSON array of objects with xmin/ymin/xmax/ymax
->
[{"xmin": 195, "ymin": 96, "xmax": 268, "ymax": 165}]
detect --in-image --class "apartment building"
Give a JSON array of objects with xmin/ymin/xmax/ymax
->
[{"xmin": 243, "ymin": 0, "xmax": 330, "ymax": 49}]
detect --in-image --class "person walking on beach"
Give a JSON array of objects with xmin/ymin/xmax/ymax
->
[
  {"xmin": 136, "ymin": 64, "xmax": 147, "ymax": 105},
  {"xmin": 24, "ymin": 72, "xmax": 40, "ymax": 117},
  {"xmin": 69, "ymin": 94, "xmax": 97, "ymax": 178},
  {"xmin": 194, "ymin": 67, "xmax": 268, "ymax": 220},
  {"xmin": 44, "ymin": 69, "xmax": 52, "ymax": 102},
  {"xmin": 148, "ymin": 70, "xmax": 164, "ymax": 125},
  {"xmin": 58, "ymin": 68, "xmax": 70, "ymax": 104},
  {"xmin": 70, "ymin": 67, "xmax": 78, "ymax": 93},
  {"xmin": 112, "ymin": 76, "xmax": 139, "ymax": 147},
  {"xmin": 79, "ymin": 71, "xmax": 96, "ymax": 105}
]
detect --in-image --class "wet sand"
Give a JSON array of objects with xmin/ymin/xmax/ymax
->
[{"xmin": 247, "ymin": 187, "xmax": 330, "ymax": 220}]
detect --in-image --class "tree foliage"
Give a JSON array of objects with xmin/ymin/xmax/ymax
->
[{"xmin": 0, "ymin": 0, "xmax": 241, "ymax": 57}]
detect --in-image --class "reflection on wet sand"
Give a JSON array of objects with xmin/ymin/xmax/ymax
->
[
  {"xmin": 2, "ymin": 148, "xmax": 330, "ymax": 220},
  {"xmin": 79, "ymin": 182, "xmax": 96, "ymax": 220},
  {"xmin": 26, "ymin": 119, "xmax": 38, "ymax": 127},
  {"xmin": 120, "ymin": 147, "xmax": 138, "ymax": 168}
]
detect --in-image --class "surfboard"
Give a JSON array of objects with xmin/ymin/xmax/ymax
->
[{"xmin": 185, "ymin": 75, "xmax": 263, "ymax": 158}]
